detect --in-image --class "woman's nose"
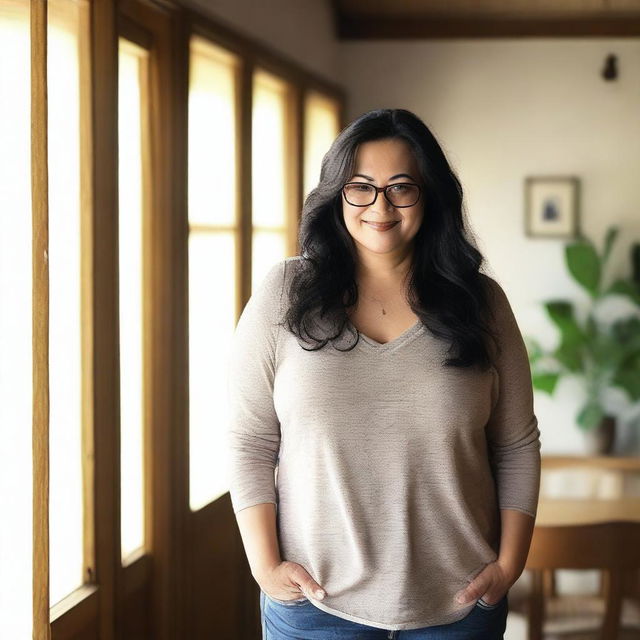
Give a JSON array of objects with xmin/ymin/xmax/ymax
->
[{"xmin": 371, "ymin": 193, "xmax": 394, "ymax": 214}]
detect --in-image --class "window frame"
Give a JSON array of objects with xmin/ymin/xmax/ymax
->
[{"xmin": 22, "ymin": 0, "xmax": 346, "ymax": 637}]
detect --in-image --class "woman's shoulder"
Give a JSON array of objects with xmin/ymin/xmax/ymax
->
[
  {"xmin": 250, "ymin": 256, "xmax": 305, "ymax": 319},
  {"xmin": 256, "ymin": 256, "xmax": 302, "ymax": 290},
  {"xmin": 478, "ymin": 272, "xmax": 510, "ymax": 316}
]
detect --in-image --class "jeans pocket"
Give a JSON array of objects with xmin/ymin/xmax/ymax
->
[
  {"xmin": 262, "ymin": 590, "xmax": 310, "ymax": 607},
  {"xmin": 475, "ymin": 594, "xmax": 506, "ymax": 611}
]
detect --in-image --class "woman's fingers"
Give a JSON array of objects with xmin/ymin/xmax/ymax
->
[
  {"xmin": 455, "ymin": 566, "xmax": 493, "ymax": 604},
  {"xmin": 454, "ymin": 561, "xmax": 508, "ymax": 605},
  {"xmin": 290, "ymin": 563, "xmax": 326, "ymax": 599}
]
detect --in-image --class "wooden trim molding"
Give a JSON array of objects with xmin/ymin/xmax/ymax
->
[
  {"xmin": 31, "ymin": 0, "xmax": 51, "ymax": 638},
  {"xmin": 334, "ymin": 13, "xmax": 640, "ymax": 38},
  {"xmin": 89, "ymin": 0, "xmax": 121, "ymax": 639}
]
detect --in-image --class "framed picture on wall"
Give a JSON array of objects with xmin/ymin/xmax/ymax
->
[{"xmin": 524, "ymin": 176, "xmax": 580, "ymax": 238}]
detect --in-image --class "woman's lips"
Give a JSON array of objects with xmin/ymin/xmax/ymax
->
[{"xmin": 363, "ymin": 220, "xmax": 400, "ymax": 231}]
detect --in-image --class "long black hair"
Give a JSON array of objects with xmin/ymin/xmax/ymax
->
[{"xmin": 283, "ymin": 107, "xmax": 500, "ymax": 370}]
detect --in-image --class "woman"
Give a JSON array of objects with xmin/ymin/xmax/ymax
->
[{"xmin": 227, "ymin": 108, "xmax": 541, "ymax": 639}]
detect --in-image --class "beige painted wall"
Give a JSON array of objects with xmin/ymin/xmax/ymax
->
[{"xmin": 338, "ymin": 38, "xmax": 640, "ymax": 454}]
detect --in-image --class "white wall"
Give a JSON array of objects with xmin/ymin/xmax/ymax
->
[
  {"xmin": 339, "ymin": 38, "xmax": 640, "ymax": 454},
  {"xmin": 184, "ymin": 0, "xmax": 339, "ymax": 80}
]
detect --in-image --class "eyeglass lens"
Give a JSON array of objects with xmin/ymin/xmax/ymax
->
[{"xmin": 343, "ymin": 183, "xmax": 419, "ymax": 207}]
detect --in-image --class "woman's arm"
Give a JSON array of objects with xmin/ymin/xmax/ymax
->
[
  {"xmin": 497, "ymin": 508, "xmax": 536, "ymax": 583},
  {"xmin": 455, "ymin": 278, "xmax": 541, "ymax": 606},
  {"xmin": 227, "ymin": 260, "xmax": 285, "ymax": 516},
  {"xmin": 235, "ymin": 503, "xmax": 281, "ymax": 580},
  {"xmin": 484, "ymin": 277, "xmax": 542, "ymax": 520}
]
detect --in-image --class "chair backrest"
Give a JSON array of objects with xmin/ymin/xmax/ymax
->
[{"xmin": 525, "ymin": 521, "xmax": 640, "ymax": 640}]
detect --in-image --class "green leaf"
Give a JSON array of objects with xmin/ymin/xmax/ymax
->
[
  {"xmin": 545, "ymin": 301, "xmax": 583, "ymax": 339},
  {"xmin": 604, "ymin": 279, "xmax": 640, "ymax": 305},
  {"xmin": 576, "ymin": 402, "xmax": 605, "ymax": 431},
  {"xmin": 611, "ymin": 317, "xmax": 640, "ymax": 354},
  {"xmin": 585, "ymin": 314, "xmax": 598, "ymax": 340},
  {"xmin": 587, "ymin": 331, "xmax": 628, "ymax": 371},
  {"xmin": 602, "ymin": 225, "xmax": 619, "ymax": 267},
  {"xmin": 532, "ymin": 372, "xmax": 560, "ymax": 394},
  {"xmin": 554, "ymin": 342, "xmax": 583, "ymax": 372},
  {"xmin": 612, "ymin": 367, "xmax": 640, "ymax": 402},
  {"xmin": 544, "ymin": 301, "xmax": 586, "ymax": 372},
  {"xmin": 566, "ymin": 241, "xmax": 601, "ymax": 297}
]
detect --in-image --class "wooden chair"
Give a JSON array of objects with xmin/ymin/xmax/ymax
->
[{"xmin": 524, "ymin": 521, "xmax": 640, "ymax": 640}]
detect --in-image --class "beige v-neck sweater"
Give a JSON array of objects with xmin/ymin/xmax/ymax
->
[{"xmin": 226, "ymin": 256, "xmax": 541, "ymax": 631}]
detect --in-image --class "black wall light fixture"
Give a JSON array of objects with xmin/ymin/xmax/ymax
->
[{"xmin": 602, "ymin": 53, "xmax": 618, "ymax": 80}]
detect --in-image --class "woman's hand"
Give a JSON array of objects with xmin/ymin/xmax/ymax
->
[
  {"xmin": 454, "ymin": 560, "xmax": 516, "ymax": 606},
  {"xmin": 256, "ymin": 560, "xmax": 327, "ymax": 602}
]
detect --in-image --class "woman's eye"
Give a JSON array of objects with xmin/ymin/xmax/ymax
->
[
  {"xmin": 389, "ymin": 184, "xmax": 409, "ymax": 192},
  {"xmin": 353, "ymin": 184, "xmax": 371, "ymax": 191}
]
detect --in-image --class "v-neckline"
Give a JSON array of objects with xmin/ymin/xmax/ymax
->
[{"xmin": 347, "ymin": 318, "xmax": 425, "ymax": 352}]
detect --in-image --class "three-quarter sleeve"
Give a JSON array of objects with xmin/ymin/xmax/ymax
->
[
  {"xmin": 226, "ymin": 259, "xmax": 286, "ymax": 515},
  {"xmin": 484, "ymin": 277, "xmax": 542, "ymax": 519}
]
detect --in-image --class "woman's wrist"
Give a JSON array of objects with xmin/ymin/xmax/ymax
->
[
  {"xmin": 252, "ymin": 559, "xmax": 281, "ymax": 583},
  {"xmin": 495, "ymin": 557, "xmax": 522, "ymax": 586}
]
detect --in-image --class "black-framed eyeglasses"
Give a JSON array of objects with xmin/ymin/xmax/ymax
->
[{"xmin": 342, "ymin": 182, "xmax": 422, "ymax": 208}]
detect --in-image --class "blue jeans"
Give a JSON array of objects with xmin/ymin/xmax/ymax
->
[{"xmin": 259, "ymin": 590, "xmax": 508, "ymax": 639}]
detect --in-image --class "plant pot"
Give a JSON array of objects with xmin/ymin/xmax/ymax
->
[{"xmin": 583, "ymin": 415, "xmax": 616, "ymax": 455}]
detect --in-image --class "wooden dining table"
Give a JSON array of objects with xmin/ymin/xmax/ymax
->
[
  {"xmin": 533, "ymin": 455, "xmax": 640, "ymax": 603},
  {"xmin": 536, "ymin": 497, "xmax": 640, "ymax": 525},
  {"xmin": 537, "ymin": 454, "xmax": 640, "ymax": 526}
]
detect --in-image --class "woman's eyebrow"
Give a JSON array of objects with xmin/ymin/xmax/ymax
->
[{"xmin": 353, "ymin": 173, "xmax": 415, "ymax": 181}]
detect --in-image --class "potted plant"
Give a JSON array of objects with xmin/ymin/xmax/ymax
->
[{"xmin": 525, "ymin": 225, "xmax": 640, "ymax": 455}]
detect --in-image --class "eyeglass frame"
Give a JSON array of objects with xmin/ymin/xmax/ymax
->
[{"xmin": 341, "ymin": 181, "xmax": 422, "ymax": 208}]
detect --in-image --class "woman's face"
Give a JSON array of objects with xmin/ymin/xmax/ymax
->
[{"xmin": 342, "ymin": 137, "xmax": 424, "ymax": 259}]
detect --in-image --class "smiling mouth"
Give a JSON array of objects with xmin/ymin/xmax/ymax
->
[{"xmin": 363, "ymin": 220, "xmax": 400, "ymax": 229}]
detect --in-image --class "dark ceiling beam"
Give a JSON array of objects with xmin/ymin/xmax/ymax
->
[{"xmin": 334, "ymin": 14, "xmax": 640, "ymax": 38}]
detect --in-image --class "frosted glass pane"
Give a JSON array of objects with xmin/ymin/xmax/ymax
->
[
  {"xmin": 188, "ymin": 37, "xmax": 238, "ymax": 227},
  {"xmin": 252, "ymin": 69, "xmax": 287, "ymax": 228},
  {"xmin": 188, "ymin": 233, "xmax": 236, "ymax": 511},
  {"xmin": 48, "ymin": 0, "xmax": 84, "ymax": 607},
  {"xmin": 304, "ymin": 91, "xmax": 340, "ymax": 201},
  {"xmin": 0, "ymin": 2, "xmax": 32, "ymax": 635},
  {"xmin": 252, "ymin": 231, "xmax": 286, "ymax": 293},
  {"xmin": 118, "ymin": 39, "xmax": 147, "ymax": 560}
]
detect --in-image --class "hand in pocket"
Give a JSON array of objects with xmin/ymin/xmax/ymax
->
[{"xmin": 257, "ymin": 560, "xmax": 327, "ymax": 602}]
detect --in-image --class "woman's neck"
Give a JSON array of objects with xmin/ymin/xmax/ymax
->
[{"xmin": 355, "ymin": 250, "xmax": 413, "ymax": 289}]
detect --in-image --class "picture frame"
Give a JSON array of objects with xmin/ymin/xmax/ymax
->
[{"xmin": 524, "ymin": 176, "xmax": 580, "ymax": 238}]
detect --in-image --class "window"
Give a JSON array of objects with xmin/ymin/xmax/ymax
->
[
  {"xmin": 48, "ymin": 0, "xmax": 90, "ymax": 607},
  {"xmin": 304, "ymin": 90, "xmax": 341, "ymax": 201},
  {"xmin": 118, "ymin": 37, "xmax": 149, "ymax": 561},
  {"xmin": 185, "ymin": 37, "xmax": 343, "ymax": 515},
  {"xmin": 252, "ymin": 68, "xmax": 292, "ymax": 286},
  {"xmin": 3, "ymin": 1, "xmax": 344, "ymax": 633},
  {"xmin": 187, "ymin": 36, "xmax": 239, "ymax": 511}
]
